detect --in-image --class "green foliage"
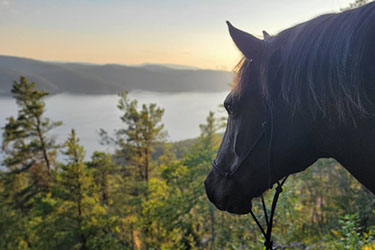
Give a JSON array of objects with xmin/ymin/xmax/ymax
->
[
  {"xmin": 99, "ymin": 92, "xmax": 168, "ymax": 249},
  {"xmin": 0, "ymin": 77, "xmax": 62, "ymax": 249},
  {"xmin": 138, "ymin": 111, "xmax": 221, "ymax": 249},
  {"xmin": 103, "ymin": 91, "xmax": 166, "ymax": 182},
  {"xmin": 328, "ymin": 213, "xmax": 375, "ymax": 250},
  {"xmin": 2, "ymin": 76, "xmax": 62, "ymax": 207},
  {"xmin": 31, "ymin": 130, "xmax": 121, "ymax": 250},
  {"xmin": 87, "ymin": 151, "xmax": 120, "ymax": 206}
]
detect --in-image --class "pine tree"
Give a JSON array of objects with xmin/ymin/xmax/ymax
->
[
  {"xmin": 88, "ymin": 151, "xmax": 119, "ymax": 206},
  {"xmin": 106, "ymin": 92, "xmax": 167, "ymax": 249},
  {"xmin": 0, "ymin": 77, "xmax": 61, "ymax": 249},
  {"xmin": 1, "ymin": 76, "xmax": 61, "ymax": 210},
  {"xmin": 183, "ymin": 111, "xmax": 221, "ymax": 249},
  {"xmin": 141, "ymin": 111, "xmax": 222, "ymax": 249},
  {"xmin": 38, "ymin": 130, "xmax": 121, "ymax": 250},
  {"xmin": 116, "ymin": 91, "xmax": 166, "ymax": 185},
  {"xmin": 55, "ymin": 129, "xmax": 90, "ymax": 249}
]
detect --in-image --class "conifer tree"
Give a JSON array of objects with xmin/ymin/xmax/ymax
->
[
  {"xmin": 142, "ymin": 111, "xmax": 222, "ymax": 249},
  {"xmin": 110, "ymin": 92, "xmax": 166, "ymax": 248},
  {"xmin": 55, "ymin": 129, "xmax": 90, "ymax": 249},
  {"xmin": 0, "ymin": 77, "xmax": 61, "ymax": 249},
  {"xmin": 88, "ymin": 151, "xmax": 119, "ymax": 206},
  {"xmin": 46, "ymin": 130, "xmax": 120, "ymax": 249},
  {"xmin": 116, "ymin": 91, "xmax": 166, "ymax": 185},
  {"xmin": 1, "ymin": 76, "xmax": 61, "ymax": 208},
  {"xmin": 184, "ymin": 111, "xmax": 221, "ymax": 249}
]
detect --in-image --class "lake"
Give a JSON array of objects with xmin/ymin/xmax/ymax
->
[{"xmin": 0, "ymin": 91, "xmax": 228, "ymax": 158}]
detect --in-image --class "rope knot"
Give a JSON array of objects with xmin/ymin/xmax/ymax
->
[{"xmin": 276, "ymin": 185, "xmax": 283, "ymax": 193}]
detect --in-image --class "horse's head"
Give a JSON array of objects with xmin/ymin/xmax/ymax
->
[{"xmin": 204, "ymin": 22, "xmax": 319, "ymax": 214}]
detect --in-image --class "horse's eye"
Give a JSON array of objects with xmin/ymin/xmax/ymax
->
[{"xmin": 225, "ymin": 103, "xmax": 234, "ymax": 115}]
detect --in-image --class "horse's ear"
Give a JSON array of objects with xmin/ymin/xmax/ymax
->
[
  {"xmin": 226, "ymin": 21, "xmax": 264, "ymax": 60},
  {"xmin": 263, "ymin": 30, "xmax": 271, "ymax": 41}
]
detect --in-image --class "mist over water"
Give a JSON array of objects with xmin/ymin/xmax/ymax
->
[{"xmin": 0, "ymin": 91, "xmax": 228, "ymax": 158}]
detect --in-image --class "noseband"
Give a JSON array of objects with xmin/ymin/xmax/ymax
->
[{"xmin": 213, "ymin": 102, "xmax": 288, "ymax": 250}]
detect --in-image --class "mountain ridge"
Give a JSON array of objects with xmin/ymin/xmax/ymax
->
[{"xmin": 0, "ymin": 55, "xmax": 233, "ymax": 96}]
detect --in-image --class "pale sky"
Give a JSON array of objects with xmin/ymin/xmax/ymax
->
[{"xmin": 0, "ymin": 0, "xmax": 354, "ymax": 70}]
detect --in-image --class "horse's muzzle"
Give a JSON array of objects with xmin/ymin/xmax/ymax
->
[{"xmin": 204, "ymin": 168, "xmax": 253, "ymax": 215}]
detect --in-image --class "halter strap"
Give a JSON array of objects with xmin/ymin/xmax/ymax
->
[
  {"xmin": 250, "ymin": 103, "xmax": 289, "ymax": 249},
  {"xmin": 213, "ymin": 100, "xmax": 289, "ymax": 249},
  {"xmin": 212, "ymin": 128, "xmax": 266, "ymax": 177}
]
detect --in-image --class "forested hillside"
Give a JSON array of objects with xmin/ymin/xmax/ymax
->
[
  {"xmin": 0, "ymin": 77, "xmax": 375, "ymax": 249},
  {"xmin": 0, "ymin": 56, "xmax": 232, "ymax": 95}
]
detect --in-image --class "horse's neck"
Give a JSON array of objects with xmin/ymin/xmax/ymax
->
[{"xmin": 315, "ymin": 118, "xmax": 375, "ymax": 194}]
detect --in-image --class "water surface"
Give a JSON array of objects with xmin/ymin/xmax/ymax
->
[{"xmin": 0, "ymin": 91, "xmax": 228, "ymax": 158}]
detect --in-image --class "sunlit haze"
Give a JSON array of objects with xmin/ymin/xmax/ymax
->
[{"xmin": 0, "ymin": 0, "xmax": 353, "ymax": 70}]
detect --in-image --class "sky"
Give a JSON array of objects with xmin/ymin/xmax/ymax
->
[{"xmin": 0, "ymin": 0, "xmax": 354, "ymax": 70}]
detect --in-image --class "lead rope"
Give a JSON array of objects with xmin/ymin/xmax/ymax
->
[{"xmin": 249, "ymin": 176, "xmax": 288, "ymax": 250}]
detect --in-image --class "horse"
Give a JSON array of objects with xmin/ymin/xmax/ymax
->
[{"xmin": 204, "ymin": 2, "xmax": 375, "ymax": 217}]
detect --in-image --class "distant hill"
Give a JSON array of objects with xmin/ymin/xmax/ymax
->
[{"xmin": 0, "ymin": 55, "xmax": 233, "ymax": 96}]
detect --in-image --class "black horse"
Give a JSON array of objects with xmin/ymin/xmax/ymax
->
[{"xmin": 205, "ymin": 3, "xmax": 375, "ymax": 215}]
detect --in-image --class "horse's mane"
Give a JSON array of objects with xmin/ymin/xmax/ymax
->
[{"xmin": 236, "ymin": 2, "xmax": 375, "ymax": 121}]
